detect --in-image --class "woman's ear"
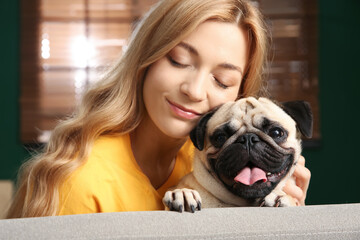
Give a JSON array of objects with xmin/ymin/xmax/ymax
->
[{"xmin": 281, "ymin": 101, "xmax": 313, "ymax": 138}]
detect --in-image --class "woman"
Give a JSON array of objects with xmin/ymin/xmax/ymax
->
[{"xmin": 7, "ymin": 0, "xmax": 310, "ymax": 218}]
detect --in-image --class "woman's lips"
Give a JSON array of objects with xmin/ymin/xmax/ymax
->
[{"xmin": 167, "ymin": 100, "xmax": 201, "ymax": 120}]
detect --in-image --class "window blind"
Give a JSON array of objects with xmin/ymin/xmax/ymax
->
[{"xmin": 258, "ymin": 0, "xmax": 319, "ymax": 141}]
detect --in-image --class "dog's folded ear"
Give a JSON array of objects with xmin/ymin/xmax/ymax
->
[
  {"xmin": 281, "ymin": 101, "xmax": 313, "ymax": 138},
  {"xmin": 190, "ymin": 110, "xmax": 217, "ymax": 150}
]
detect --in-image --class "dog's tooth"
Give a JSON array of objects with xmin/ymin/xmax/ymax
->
[{"xmin": 266, "ymin": 172, "xmax": 271, "ymax": 176}]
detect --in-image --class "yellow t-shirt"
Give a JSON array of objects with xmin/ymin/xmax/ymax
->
[{"xmin": 58, "ymin": 134, "xmax": 194, "ymax": 215}]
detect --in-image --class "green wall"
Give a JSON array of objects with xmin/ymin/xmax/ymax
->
[
  {"xmin": 1, "ymin": 0, "xmax": 360, "ymax": 205},
  {"xmin": 303, "ymin": 0, "xmax": 360, "ymax": 204},
  {"xmin": 0, "ymin": 0, "xmax": 29, "ymax": 180}
]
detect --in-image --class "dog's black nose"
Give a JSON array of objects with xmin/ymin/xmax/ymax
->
[{"xmin": 237, "ymin": 133, "xmax": 260, "ymax": 149}]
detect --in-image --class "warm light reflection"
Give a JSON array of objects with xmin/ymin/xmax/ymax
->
[
  {"xmin": 41, "ymin": 34, "xmax": 50, "ymax": 59},
  {"xmin": 71, "ymin": 36, "xmax": 96, "ymax": 68}
]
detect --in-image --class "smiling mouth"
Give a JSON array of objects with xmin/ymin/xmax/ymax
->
[{"xmin": 167, "ymin": 99, "xmax": 202, "ymax": 120}]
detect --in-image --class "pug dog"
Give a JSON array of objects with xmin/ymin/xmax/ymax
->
[{"xmin": 163, "ymin": 97, "xmax": 313, "ymax": 212}]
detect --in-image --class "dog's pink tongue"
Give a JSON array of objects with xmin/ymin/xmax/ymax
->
[{"xmin": 234, "ymin": 167, "xmax": 267, "ymax": 185}]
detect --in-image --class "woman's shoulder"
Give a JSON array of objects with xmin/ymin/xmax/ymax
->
[
  {"xmin": 91, "ymin": 134, "xmax": 131, "ymax": 156},
  {"xmin": 85, "ymin": 133, "xmax": 135, "ymax": 173},
  {"xmin": 58, "ymin": 134, "xmax": 136, "ymax": 213}
]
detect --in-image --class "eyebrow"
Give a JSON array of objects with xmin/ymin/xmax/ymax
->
[
  {"xmin": 178, "ymin": 42, "xmax": 199, "ymax": 56},
  {"xmin": 178, "ymin": 41, "xmax": 244, "ymax": 75},
  {"xmin": 218, "ymin": 63, "xmax": 244, "ymax": 75}
]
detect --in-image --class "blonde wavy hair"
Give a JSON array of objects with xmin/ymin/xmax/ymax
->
[{"xmin": 7, "ymin": 0, "xmax": 269, "ymax": 218}]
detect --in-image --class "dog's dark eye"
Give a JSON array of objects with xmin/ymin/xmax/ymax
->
[
  {"xmin": 269, "ymin": 127, "xmax": 284, "ymax": 139},
  {"xmin": 211, "ymin": 132, "xmax": 228, "ymax": 148}
]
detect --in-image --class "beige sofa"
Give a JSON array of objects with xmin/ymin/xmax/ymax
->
[
  {"xmin": 0, "ymin": 180, "xmax": 13, "ymax": 219},
  {"xmin": 1, "ymin": 203, "xmax": 359, "ymax": 239}
]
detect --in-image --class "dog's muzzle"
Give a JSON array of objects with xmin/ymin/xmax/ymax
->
[{"xmin": 209, "ymin": 132, "xmax": 294, "ymax": 199}]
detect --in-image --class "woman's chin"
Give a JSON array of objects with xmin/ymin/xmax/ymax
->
[{"xmin": 159, "ymin": 120, "xmax": 196, "ymax": 139}]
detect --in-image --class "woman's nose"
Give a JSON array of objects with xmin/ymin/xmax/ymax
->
[{"xmin": 180, "ymin": 72, "xmax": 208, "ymax": 102}]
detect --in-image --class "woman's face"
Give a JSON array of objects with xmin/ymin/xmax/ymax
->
[{"xmin": 143, "ymin": 21, "xmax": 249, "ymax": 139}]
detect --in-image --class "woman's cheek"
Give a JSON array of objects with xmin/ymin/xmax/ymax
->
[{"xmin": 209, "ymin": 88, "xmax": 240, "ymax": 109}]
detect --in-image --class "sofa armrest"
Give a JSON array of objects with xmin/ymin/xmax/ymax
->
[{"xmin": 1, "ymin": 203, "xmax": 360, "ymax": 239}]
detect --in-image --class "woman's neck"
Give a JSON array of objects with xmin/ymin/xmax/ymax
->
[{"xmin": 130, "ymin": 115, "xmax": 187, "ymax": 189}]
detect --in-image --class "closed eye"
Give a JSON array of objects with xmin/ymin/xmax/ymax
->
[
  {"xmin": 167, "ymin": 55, "xmax": 189, "ymax": 68},
  {"xmin": 213, "ymin": 76, "xmax": 229, "ymax": 89}
]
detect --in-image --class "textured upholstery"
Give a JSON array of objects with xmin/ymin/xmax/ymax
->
[{"xmin": 1, "ymin": 204, "xmax": 360, "ymax": 239}]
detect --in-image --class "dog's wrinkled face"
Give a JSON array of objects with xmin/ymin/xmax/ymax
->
[{"xmin": 190, "ymin": 97, "xmax": 313, "ymax": 199}]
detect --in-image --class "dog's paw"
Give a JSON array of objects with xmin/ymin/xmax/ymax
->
[
  {"xmin": 163, "ymin": 188, "xmax": 202, "ymax": 213},
  {"xmin": 260, "ymin": 192, "xmax": 296, "ymax": 207}
]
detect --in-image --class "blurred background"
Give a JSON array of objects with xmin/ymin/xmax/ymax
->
[{"xmin": 1, "ymin": 0, "xmax": 360, "ymax": 217}]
